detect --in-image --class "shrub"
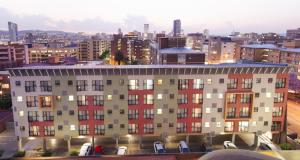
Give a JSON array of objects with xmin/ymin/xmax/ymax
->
[
  {"xmin": 279, "ymin": 143, "xmax": 292, "ymax": 150},
  {"xmin": 69, "ymin": 150, "xmax": 79, "ymax": 156},
  {"xmin": 14, "ymin": 151, "xmax": 26, "ymax": 157},
  {"xmin": 41, "ymin": 150, "xmax": 52, "ymax": 157}
]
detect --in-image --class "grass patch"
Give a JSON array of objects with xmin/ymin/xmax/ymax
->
[
  {"xmin": 14, "ymin": 151, "xmax": 26, "ymax": 157},
  {"xmin": 69, "ymin": 150, "xmax": 79, "ymax": 156},
  {"xmin": 279, "ymin": 143, "xmax": 292, "ymax": 150}
]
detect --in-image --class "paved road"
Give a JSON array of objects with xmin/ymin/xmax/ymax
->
[{"xmin": 287, "ymin": 100, "xmax": 300, "ymax": 135}]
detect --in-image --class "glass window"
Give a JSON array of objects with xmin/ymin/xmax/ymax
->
[
  {"xmin": 128, "ymin": 109, "xmax": 139, "ymax": 120},
  {"xmin": 128, "ymin": 95, "xmax": 138, "ymax": 105},
  {"xmin": 77, "ymin": 95, "xmax": 88, "ymax": 106},
  {"xmin": 79, "ymin": 125, "xmax": 89, "ymax": 135},
  {"xmin": 238, "ymin": 121, "xmax": 249, "ymax": 132},
  {"xmin": 193, "ymin": 79, "xmax": 204, "ymax": 89},
  {"xmin": 143, "ymin": 79, "xmax": 154, "ymax": 90},
  {"xmin": 178, "ymin": 94, "xmax": 188, "ymax": 104},
  {"xmin": 92, "ymin": 80, "xmax": 103, "ymax": 91},
  {"xmin": 177, "ymin": 108, "xmax": 188, "ymax": 118},
  {"xmin": 129, "ymin": 80, "xmax": 139, "ymax": 90},
  {"xmin": 26, "ymin": 96, "xmax": 38, "ymax": 107},
  {"xmin": 224, "ymin": 122, "xmax": 234, "ymax": 132},
  {"xmin": 25, "ymin": 81, "xmax": 36, "ymax": 92},
  {"xmin": 128, "ymin": 124, "xmax": 138, "ymax": 134},
  {"xmin": 192, "ymin": 108, "xmax": 202, "ymax": 118},
  {"xmin": 227, "ymin": 108, "xmax": 236, "ymax": 118},
  {"xmin": 42, "ymin": 111, "xmax": 54, "ymax": 121},
  {"xmin": 242, "ymin": 79, "xmax": 253, "ymax": 89},
  {"xmin": 192, "ymin": 122, "xmax": 201, "ymax": 133},
  {"xmin": 144, "ymin": 109, "xmax": 154, "ymax": 119},
  {"xmin": 241, "ymin": 94, "xmax": 251, "ymax": 103},
  {"xmin": 40, "ymin": 81, "xmax": 52, "ymax": 92},
  {"xmin": 76, "ymin": 80, "xmax": 88, "ymax": 91},
  {"xmin": 94, "ymin": 110, "xmax": 104, "ymax": 120},
  {"xmin": 192, "ymin": 94, "xmax": 203, "ymax": 104},
  {"xmin": 227, "ymin": 94, "xmax": 236, "ymax": 103},
  {"xmin": 274, "ymin": 93, "xmax": 284, "ymax": 103},
  {"xmin": 178, "ymin": 79, "xmax": 189, "ymax": 90},
  {"xmin": 29, "ymin": 126, "xmax": 39, "ymax": 136},
  {"xmin": 143, "ymin": 124, "xmax": 154, "ymax": 134},
  {"xmin": 240, "ymin": 107, "xmax": 250, "ymax": 118},
  {"xmin": 227, "ymin": 79, "xmax": 237, "ymax": 89},
  {"xmin": 177, "ymin": 123, "xmax": 187, "ymax": 133},
  {"xmin": 272, "ymin": 107, "xmax": 283, "ymax": 117},
  {"xmin": 276, "ymin": 78, "xmax": 286, "ymax": 88},
  {"xmin": 144, "ymin": 94, "xmax": 154, "ymax": 104},
  {"xmin": 41, "ymin": 96, "xmax": 52, "ymax": 107},
  {"xmin": 44, "ymin": 126, "xmax": 55, "ymax": 136},
  {"xmin": 95, "ymin": 124, "xmax": 105, "ymax": 135},
  {"xmin": 93, "ymin": 95, "xmax": 104, "ymax": 106},
  {"xmin": 78, "ymin": 110, "xmax": 89, "ymax": 120}
]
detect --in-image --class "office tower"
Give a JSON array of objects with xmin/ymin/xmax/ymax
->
[
  {"xmin": 144, "ymin": 24, "xmax": 150, "ymax": 39},
  {"xmin": 173, "ymin": 19, "xmax": 181, "ymax": 37},
  {"xmin": 8, "ymin": 21, "xmax": 18, "ymax": 42}
]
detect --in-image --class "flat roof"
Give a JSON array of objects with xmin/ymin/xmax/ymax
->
[
  {"xmin": 160, "ymin": 47, "xmax": 202, "ymax": 54},
  {"xmin": 241, "ymin": 44, "xmax": 300, "ymax": 53},
  {"xmin": 9, "ymin": 61, "xmax": 288, "ymax": 70}
]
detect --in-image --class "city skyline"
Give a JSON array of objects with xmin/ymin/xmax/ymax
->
[{"xmin": 0, "ymin": 0, "xmax": 300, "ymax": 34}]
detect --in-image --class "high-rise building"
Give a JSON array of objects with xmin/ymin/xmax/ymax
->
[
  {"xmin": 0, "ymin": 43, "xmax": 28, "ymax": 68},
  {"xmin": 144, "ymin": 24, "xmax": 150, "ymax": 39},
  {"xmin": 9, "ymin": 62, "xmax": 288, "ymax": 146},
  {"xmin": 173, "ymin": 19, "xmax": 181, "ymax": 37},
  {"xmin": 77, "ymin": 38, "xmax": 111, "ymax": 61},
  {"xmin": 8, "ymin": 21, "xmax": 18, "ymax": 42}
]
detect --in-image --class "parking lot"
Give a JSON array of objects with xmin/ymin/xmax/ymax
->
[{"xmin": 19, "ymin": 133, "xmax": 257, "ymax": 157}]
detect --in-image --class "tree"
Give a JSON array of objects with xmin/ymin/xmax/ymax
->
[
  {"xmin": 0, "ymin": 93, "xmax": 12, "ymax": 110},
  {"xmin": 114, "ymin": 51, "xmax": 124, "ymax": 65},
  {"xmin": 99, "ymin": 50, "xmax": 110, "ymax": 60}
]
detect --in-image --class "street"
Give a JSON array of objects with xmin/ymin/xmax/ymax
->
[{"xmin": 287, "ymin": 100, "xmax": 300, "ymax": 135}]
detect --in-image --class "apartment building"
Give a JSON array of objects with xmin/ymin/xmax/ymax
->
[
  {"xmin": 77, "ymin": 39, "xmax": 111, "ymax": 61},
  {"xmin": 208, "ymin": 37, "xmax": 236, "ymax": 64},
  {"xmin": 0, "ymin": 43, "xmax": 28, "ymax": 68},
  {"xmin": 28, "ymin": 47, "xmax": 77, "ymax": 64},
  {"xmin": 9, "ymin": 62, "xmax": 288, "ymax": 145},
  {"xmin": 159, "ymin": 47, "xmax": 205, "ymax": 64}
]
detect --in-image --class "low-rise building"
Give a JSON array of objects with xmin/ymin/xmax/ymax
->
[{"xmin": 159, "ymin": 47, "xmax": 205, "ymax": 64}]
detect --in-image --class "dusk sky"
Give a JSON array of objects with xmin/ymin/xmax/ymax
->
[{"xmin": 0, "ymin": 0, "xmax": 300, "ymax": 34}]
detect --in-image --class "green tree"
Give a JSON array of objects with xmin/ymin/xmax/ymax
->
[
  {"xmin": 99, "ymin": 50, "xmax": 110, "ymax": 60},
  {"xmin": 114, "ymin": 51, "xmax": 124, "ymax": 65}
]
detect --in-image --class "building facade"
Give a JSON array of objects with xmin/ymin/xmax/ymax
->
[
  {"xmin": 0, "ymin": 43, "xmax": 28, "ymax": 68},
  {"xmin": 77, "ymin": 39, "xmax": 111, "ymax": 61},
  {"xmin": 173, "ymin": 19, "xmax": 181, "ymax": 37},
  {"xmin": 8, "ymin": 22, "xmax": 18, "ymax": 42},
  {"xmin": 9, "ymin": 63, "xmax": 288, "ymax": 143}
]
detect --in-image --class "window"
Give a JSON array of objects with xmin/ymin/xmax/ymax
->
[
  {"xmin": 17, "ymin": 96, "xmax": 23, "ymax": 102},
  {"xmin": 216, "ymin": 122, "xmax": 221, "ymax": 128},
  {"xmin": 218, "ymin": 93, "xmax": 223, "ymax": 99},
  {"xmin": 238, "ymin": 121, "xmax": 249, "ymax": 132},
  {"xmin": 57, "ymin": 110, "xmax": 62, "ymax": 116},
  {"xmin": 58, "ymin": 125, "xmax": 63, "ymax": 130},
  {"xmin": 144, "ymin": 109, "xmax": 154, "ymax": 119},
  {"xmin": 169, "ymin": 94, "xmax": 175, "ymax": 99},
  {"xmin": 42, "ymin": 111, "xmax": 54, "ymax": 121},
  {"xmin": 93, "ymin": 95, "xmax": 104, "ymax": 106},
  {"xmin": 68, "ymin": 80, "xmax": 73, "ymax": 86},
  {"xmin": 157, "ymin": 79, "xmax": 163, "ymax": 85},
  {"xmin": 107, "ymin": 95, "xmax": 112, "ymax": 100},
  {"xmin": 70, "ymin": 124, "xmax": 76, "ymax": 130},
  {"xmin": 170, "ymin": 79, "xmax": 175, "ymax": 85},
  {"xmin": 55, "ymin": 80, "xmax": 60, "ymax": 86},
  {"xmin": 29, "ymin": 126, "xmax": 39, "ymax": 136},
  {"xmin": 157, "ymin": 109, "xmax": 162, "ymax": 114},
  {"xmin": 77, "ymin": 95, "xmax": 88, "ymax": 106},
  {"xmin": 68, "ymin": 95, "xmax": 74, "ymax": 101},
  {"xmin": 256, "ymin": 78, "xmax": 261, "ymax": 83},
  {"xmin": 108, "ymin": 124, "xmax": 113, "ymax": 129},
  {"xmin": 69, "ymin": 110, "xmax": 75, "ymax": 115},
  {"xmin": 224, "ymin": 122, "xmax": 234, "ymax": 132},
  {"xmin": 76, "ymin": 80, "xmax": 88, "ymax": 91},
  {"xmin": 40, "ymin": 81, "xmax": 52, "ymax": 92},
  {"xmin": 178, "ymin": 79, "xmax": 189, "ymax": 90},
  {"xmin": 78, "ymin": 110, "xmax": 89, "ymax": 120},
  {"xmin": 227, "ymin": 94, "xmax": 236, "ymax": 103},
  {"xmin": 205, "ymin": 122, "xmax": 210, "ymax": 127},
  {"xmin": 106, "ymin": 80, "xmax": 112, "ymax": 85},
  {"xmin": 192, "ymin": 108, "xmax": 202, "ymax": 118},
  {"xmin": 157, "ymin": 94, "xmax": 163, "ymax": 100},
  {"xmin": 240, "ymin": 107, "xmax": 250, "ymax": 118},
  {"xmin": 128, "ymin": 109, "xmax": 139, "ymax": 120},
  {"xmin": 128, "ymin": 124, "xmax": 138, "ymax": 134},
  {"xmin": 143, "ymin": 79, "xmax": 154, "ymax": 90},
  {"xmin": 120, "ymin": 95, "xmax": 124, "ymax": 100},
  {"xmin": 207, "ymin": 79, "xmax": 212, "ymax": 84},
  {"xmin": 28, "ymin": 111, "xmax": 39, "ymax": 122},
  {"xmin": 219, "ymin": 78, "xmax": 224, "ymax": 84},
  {"xmin": 266, "ymin": 92, "xmax": 272, "ymax": 98},
  {"xmin": 242, "ymin": 79, "xmax": 252, "ymax": 89},
  {"xmin": 107, "ymin": 110, "xmax": 112, "ymax": 114},
  {"xmin": 273, "ymin": 107, "xmax": 283, "ymax": 117},
  {"xmin": 44, "ymin": 126, "xmax": 55, "ymax": 136},
  {"xmin": 265, "ymin": 107, "xmax": 270, "ymax": 112},
  {"xmin": 169, "ymin": 108, "xmax": 174, "ymax": 113},
  {"xmin": 56, "ymin": 96, "xmax": 61, "ymax": 102},
  {"xmin": 26, "ymin": 96, "xmax": 38, "ymax": 107},
  {"xmin": 92, "ymin": 80, "xmax": 103, "ymax": 91},
  {"xmin": 128, "ymin": 95, "xmax": 138, "ymax": 105},
  {"xmin": 254, "ymin": 107, "xmax": 259, "ymax": 112},
  {"xmin": 19, "ymin": 111, "xmax": 24, "ymax": 117},
  {"xmin": 79, "ymin": 125, "xmax": 89, "ymax": 135},
  {"xmin": 192, "ymin": 122, "xmax": 201, "ymax": 133},
  {"xmin": 177, "ymin": 108, "xmax": 188, "ymax": 118},
  {"xmin": 264, "ymin": 121, "xmax": 268, "ymax": 126},
  {"xmin": 227, "ymin": 79, "xmax": 237, "ymax": 89},
  {"xmin": 206, "ymin": 93, "xmax": 212, "ymax": 99},
  {"xmin": 276, "ymin": 78, "xmax": 286, "ymax": 88},
  {"xmin": 144, "ymin": 124, "xmax": 154, "ymax": 134},
  {"xmin": 274, "ymin": 93, "xmax": 284, "ymax": 103},
  {"xmin": 178, "ymin": 94, "xmax": 188, "ymax": 104},
  {"xmin": 41, "ymin": 96, "xmax": 52, "ymax": 107},
  {"xmin": 15, "ymin": 81, "xmax": 21, "ymax": 86},
  {"xmin": 271, "ymin": 121, "xmax": 281, "ymax": 131},
  {"xmin": 193, "ymin": 79, "xmax": 204, "ymax": 89},
  {"xmin": 268, "ymin": 78, "xmax": 273, "ymax": 83},
  {"xmin": 177, "ymin": 123, "xmax": 187, "ymax": 133},
  {"xmin": 227, "ymin": 108, "xmax": 236, "ymax": 118},
  {"xmin": 192, "ymin": 94, "xmax": 203, "ymax": 104},
  {"xmin": 241, "ymin": 94, "xmax": 251, "ymax": 103},
  {"xmin": 95, "ymin": 125, "xmax": 105, "ymax": 135},
  {"xmin": 144, "ymin": 94, "xmax": 154, "ymax": 104},
  {"xmin": 25, "ymin": 81, "xmax": 36, "ymax": 92},
  {"xmin": 205, "ymin": 108, "xmax": 211, "ymax": 113},
  {"xmin": 94, "ymin": 110, "xmax": 104, "ymax": 120},
  {"xmin": 129, "ymin": 80, "xmax": 139, "ymax": 90}
]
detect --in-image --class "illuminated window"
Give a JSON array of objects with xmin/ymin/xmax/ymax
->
[
  {"xmin": 70, "ymin": 125, "xmax": 76, "ymax": 131},
  {"xmin": 205, "ymin": 122, "xmax": 210, "ymax": 127},
  {"xmin": 157, "ymin": 79, "xmax": 163, "ymax": 85},
  {"xmin": 206, "ymin": 93, "xmax": 212, "ymax": 99},
  {"xmin": 157, "ymin": 94, "xmax": 163, "ymax": 100},
  {"xmin": 157, "ymin": 109, "xmax": 162, "ymax": 114},
  {"xmin": 218, "ymin": 93, "xmax": 223, "ymax": 99},
  {"xmin": 265, "ymin": 107, "xmax": 270, "ymax": 112},
  {"xmin": 19, "ymin": 111, "xmax": 24, "ymax": 117},
  {"xmin": 252, "ymin": 121, "xmax": 257, "ymax": 126},
  {"xmin": 266, "ymin": 92, "xmax": 271, "ymax": 98},
  {"xmin": 206, "ymin": 108, "xmax": 211, "ymax": 113},
  {"xmin": 207, "ymin": 78, "xmax": 212, "ymax": 84},
  {"xmin": 17, "ymin": 96, "xmax": 23, "ymax": 102},
  {"xmin": 216, "ymin": 122, "xmax": 221, "ymax": 127},
  {"xmin": 1, "ymin": 84, "xmax": 9, "ymax": 89},
  {"xmin": 68, "ymin": 95, "xmax": 74, "ymax": 101},
  {"xmin": 107, "ymin": 95, "xmax": 112, "ymax": 101}
]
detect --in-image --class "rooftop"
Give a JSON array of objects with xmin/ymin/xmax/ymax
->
[
  {"xmin": 241, "ymin": 44, "xmax": 300, "ymax": 53},
  {"xmin": 160, "ymin": 47, "xmax": 202, "ymax": 54}
]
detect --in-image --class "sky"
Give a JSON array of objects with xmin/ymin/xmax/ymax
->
[{"xmin": 0, "ymin": 0, "xmax": 300, "ymax": 35}]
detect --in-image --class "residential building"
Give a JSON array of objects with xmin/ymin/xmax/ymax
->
[
  {"xmin": 0, "ymin": 43, "xmax": 28, "ymax": 68},
  {"xmin": 159, "ymin": 47, "xmax": 205, "ymax": 64},
  {"xmin": 208, "ymin": 37, "xmax": 236, "ymax": 64},
  {"xmin": 144, "ymin": 24, "xmax": 149, "ymax": 40},
  {"xmin": 77, "ymin": 38, "xmax": 111, "ymax": 61},
  {"xmin": 9, "ymin": 62, "xmax": 288, "ymax": 145},
  {"xmin": 8, "ymin": 22, "xmax": 18, "ymax": 42},
  {"xmin": 0, "ymin": 71, "xmax": 10, "ymax": 96},
  {"xmin": 286, "ymin": 28, "xmax": 300, "ymax": 39}
]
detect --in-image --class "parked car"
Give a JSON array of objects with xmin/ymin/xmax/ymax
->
[
  {"xmin": 79, "ymin": 143, "xmax": 92, "ymax": 156},
  {"xmin": 223, "ymin": 141, "xmax": 237, "ymax": 149},
  {"xmin": 259, "ymin": 143, "xmax": 279, "ymax": 151},
  {"xmin": 117, "ymin": 146, "xmax": 128, "ymax": 155},
  {"xmin": 94, "ymin": 145, "xmax": 104, "ymax": 156},
  {"xmin": 200, "ymin": 143, "xmax": 213, "ymax": 152},
  {"xmin": 178, "ymin": 141, "xmax": 190, "ymax": 153},
  {"xmin": 154, "ymin": 141, "xmax": 166, "ymax": 154}
]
